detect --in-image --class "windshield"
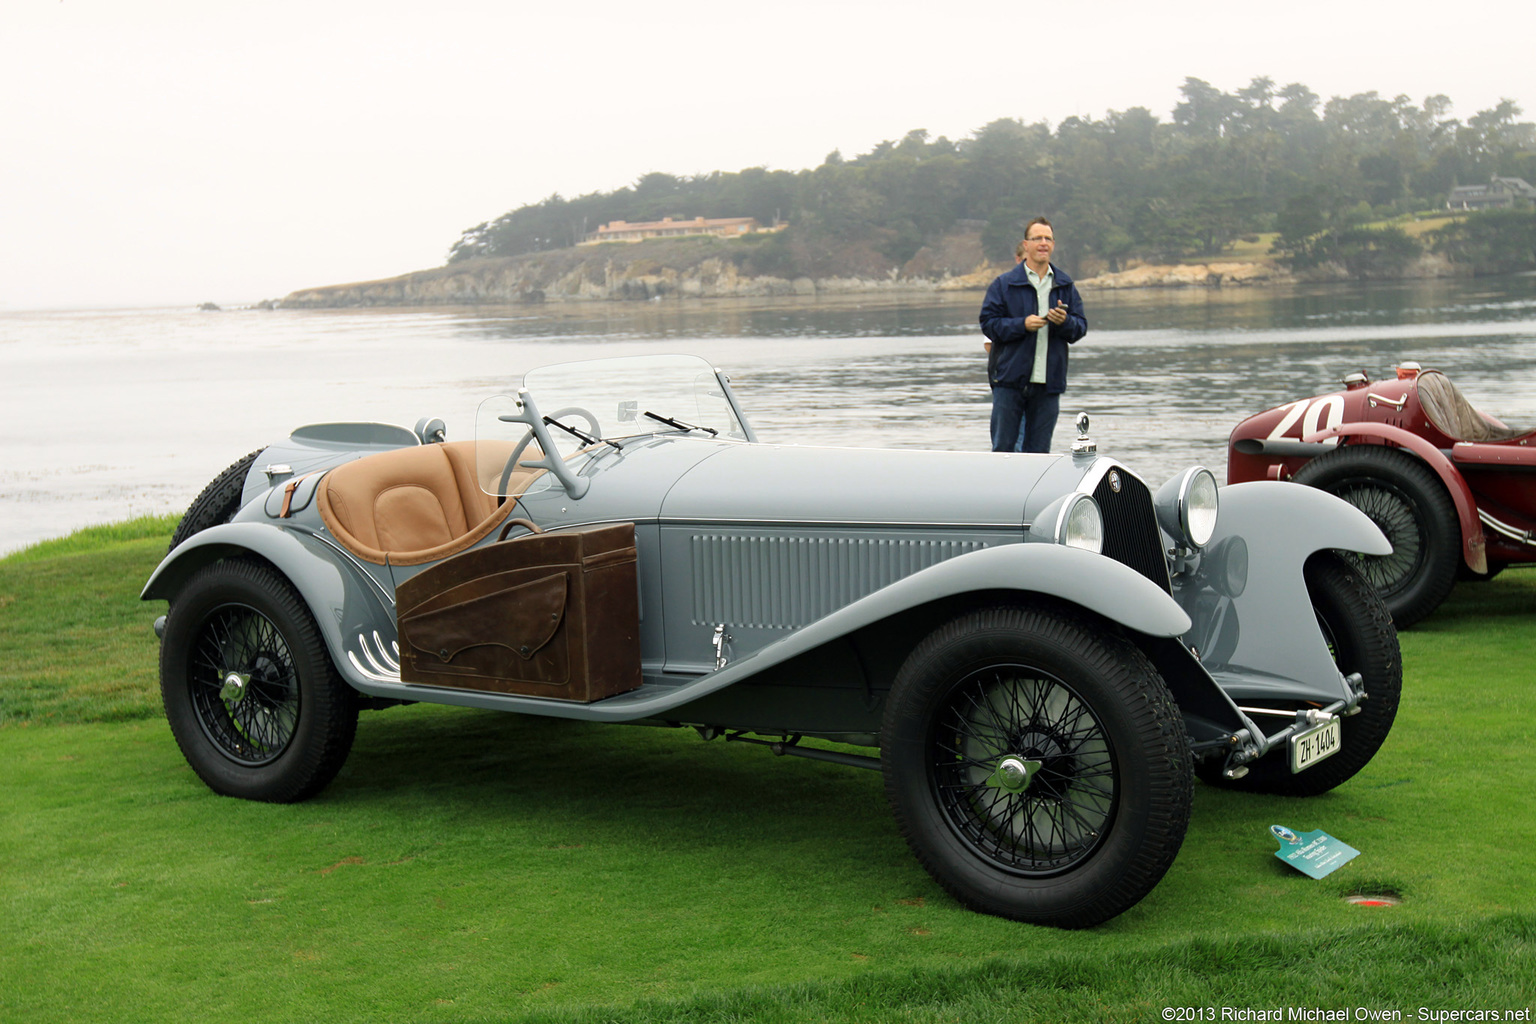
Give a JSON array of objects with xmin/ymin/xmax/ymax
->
[
  {"xmin": 474, "ymin": 353, "xmax": 751, "ymax": 498},
  {"xmin": 523, "ymin": 354, "xmax": 749, "ymax": 441}
]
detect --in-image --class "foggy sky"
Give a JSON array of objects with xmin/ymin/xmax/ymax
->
[{"xmin": 2, "ymin": 0, "xmax": 1527, "ymax": 310}]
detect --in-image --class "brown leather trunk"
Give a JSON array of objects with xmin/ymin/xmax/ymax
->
[{"xmin": 395, "ymin": 522, "xmax": 642, "ymax": 702}]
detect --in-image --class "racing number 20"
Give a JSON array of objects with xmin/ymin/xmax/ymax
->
[{"xmin": 1266, "ymin": 395, "xmax": 1345, "ymax": 442}]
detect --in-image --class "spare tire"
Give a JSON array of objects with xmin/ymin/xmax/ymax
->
[{"xmin": 169, "ymin": 449, "xmax": 263, "ymax": 551}]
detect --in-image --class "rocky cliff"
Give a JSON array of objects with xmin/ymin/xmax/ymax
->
[
  {"xmin": 277, "ymin": 234, "xmax": 1462, "ymax": 309},
  {"xmin": 279, "ymin": 233, "xmax": 1001, "ymax": 309}
]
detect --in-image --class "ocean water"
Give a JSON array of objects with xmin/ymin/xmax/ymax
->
[{"xmin": 4, "ymin": 276, "xmax": 1535, "ymax": 556}]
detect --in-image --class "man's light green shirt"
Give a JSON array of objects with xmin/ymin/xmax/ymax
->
[{"xmin": 1024, "ymin": 263, "xmax": 1053, "ymax": 385}]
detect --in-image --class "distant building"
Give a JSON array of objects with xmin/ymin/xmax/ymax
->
[
  {"xmin": 1446, "ymin": 177, "xmax": 1536, "ymax": 211},
  {"xmin": 582, "ymin": 216, "xmax": 785, "ymax": 245}
]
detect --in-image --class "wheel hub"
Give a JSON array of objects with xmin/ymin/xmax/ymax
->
[
  {"xmin": 219, "ymin": 671, "xmax": 250, "ymax": 707},
  {"xmin": 1008, "ymin": 729, "xmax": 1078, "ymax": 800},
  {"xmin": 930, "ymin": 664, "xmax": 1123, "ymax": 878},
  {"xmin": 986, "ymin": 755, "xmax": 1042, "ymax": 793}
]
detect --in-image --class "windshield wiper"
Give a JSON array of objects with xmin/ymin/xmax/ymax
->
[
  {"xmin": 544, "ymin": 416, "xmax": 623, "ymax": 450},
  {"xmin": 645, "ymin": 411, "xmax": 718, "ymax": 436}
]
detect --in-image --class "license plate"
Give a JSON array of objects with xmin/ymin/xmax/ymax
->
[{"xmin": 1290, "ymin": 719, "xmax": 1342, "ymax": 773}]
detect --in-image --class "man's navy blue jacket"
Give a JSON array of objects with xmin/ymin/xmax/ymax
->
[{"xmin": 978, "ymin": 263, "xmax": 1088, "ymax": 392}]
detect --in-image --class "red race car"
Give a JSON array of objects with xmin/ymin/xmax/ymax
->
[{"xmin": 1228, "ymin": 362, "xmax": 1536, "ymax": 627}]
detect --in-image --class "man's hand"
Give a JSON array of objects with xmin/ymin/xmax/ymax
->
[{"xmin": 1027, "ymin": 302, "xmax": 1069, "ymax": 331}]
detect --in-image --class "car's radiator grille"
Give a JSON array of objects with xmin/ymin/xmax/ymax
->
[
  {"xmin": 1094, "ymin": 471, "xmax": 1172, "ymax": 594},
  {"xmin": 690, "ymin": 534, "xmax": 987, "ymax": 628}
]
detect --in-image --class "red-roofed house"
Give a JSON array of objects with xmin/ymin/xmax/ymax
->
[{"xmin": 583, "ymin": 216, "xmax": 783, "ymax": 244}]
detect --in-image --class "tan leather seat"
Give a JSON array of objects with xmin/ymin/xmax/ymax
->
[
  {"xmin": 317, "ymin": 440, "xmax": 542, "ymax": 565},
  {"xmin": 1417, "ymin": 371, "xmax": 1527, "ymax": 443}
]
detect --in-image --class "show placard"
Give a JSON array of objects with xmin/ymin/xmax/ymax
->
[{"xmin": 1270, "ymin": 824, "xmax": 1359, "ymax": 879}]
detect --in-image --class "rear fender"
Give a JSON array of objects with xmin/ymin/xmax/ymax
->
[
  {"xmin": 1305, "ymin": 423, "xmax": 1486, "ymax": 573},
  {"xmin": 141, "ymin": 523, "xmax": 396, "ymax": 691}
]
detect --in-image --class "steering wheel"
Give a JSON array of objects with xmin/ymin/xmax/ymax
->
[{"xmin": 497, "ymin": 406, "xmax": 603, "ymax": 498}]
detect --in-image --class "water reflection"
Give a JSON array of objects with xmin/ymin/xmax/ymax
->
[
  {"xmin": 447, "ymin": 276, "xmax": 1536, "ymax": 341},
  {"xmin": 455, "ymin": 293, "xmax": 984, "ymax": 343}
]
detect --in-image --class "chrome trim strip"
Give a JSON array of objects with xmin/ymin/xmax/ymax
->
[
  {"xmin": 349, "ymin": 631, "xmax": 402, "ymax": 683},
  {"xmin": 488, "ymin": 513, "xmax": 1026, "ymax": 532},
  {"xmin": 1479, "ymin": 509, "xmax": 1536, "ymax": 545},
  {"xmin": 364, "ymin": 630, "xmax": 401, "ymax": 674},
  {"xmin": 1367, "ymin": 392, "xmax": 1408, "ymax": 410},
  {"xmin": 656, "ymin": 517, "xmax": 1026, "ymax": 531},
  {"xmin": 348, "ymin": 653, "xmax": 399, "ymax": 683}
]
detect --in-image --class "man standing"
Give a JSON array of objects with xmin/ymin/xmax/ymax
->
[{"xmin": 978, "ymin": 217, "xmax": 1088, "ymax": 453}]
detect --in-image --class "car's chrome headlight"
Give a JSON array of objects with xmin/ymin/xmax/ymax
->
[
  {"xmin": 1029, "ymin": 492, "xmax": 1103, "ymax": 553},
  {"xmin": 1155, "ymin": 467, "xmax": 1219, "ymax": 549}
]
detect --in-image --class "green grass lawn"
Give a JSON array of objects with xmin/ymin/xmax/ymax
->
[{"xmin": 2, "ymin": 520, "xmax": 1533, "ymax": 1022}]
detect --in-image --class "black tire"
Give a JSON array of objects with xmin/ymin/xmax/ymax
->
[
  {"xmin": 1291, "ymin": 445, "xmax": 1459, "ymax": 628},
  {"xmin": 160, "ymin": 559, "xmax": 358, "ymax": 802},
  {"xmin": 1197, "ymin": 552, "xmax": 1401, "ymax": 797},
  {"xmin": 169, "ymin": 449, "xmax": 263, "ymax": 551},
  {"xmin": 881, "ymin": 604, "xmax": 1193, "ymax": 928}
]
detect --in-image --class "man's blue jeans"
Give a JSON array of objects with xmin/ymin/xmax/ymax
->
[{"xmin": 990, "ymin": 383, "xmax": 1061, "ymax": 453}]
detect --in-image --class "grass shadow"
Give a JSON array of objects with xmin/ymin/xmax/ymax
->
[{"xmin": 331, "ymin": 702, "xmax": 901, "ymax": 863}]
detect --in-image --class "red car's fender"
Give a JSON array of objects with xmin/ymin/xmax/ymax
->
[
  {"xmin": 1304, "ymin": 422, "xmax": 1487, "ymax": 574},
  {"xmin": 1450, "ymin": 442, "xmax": 1536, "ymax": 468}
]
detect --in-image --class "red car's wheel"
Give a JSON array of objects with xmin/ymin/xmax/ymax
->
[{"xmin": 1291, "ymin": 445, "xmax": 1459, "ymax": 627}]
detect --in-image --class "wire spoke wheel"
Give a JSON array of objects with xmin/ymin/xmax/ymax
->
[
  {"xmin": 188, "ymin": 604, "xmax": 301, "ymax": 765},
  {"xmin": 934, "ymin": 666, "xmax": 1114, "ymax": 875},
  {"xmin": 160, "ymin": 559, "xmax": 358, "ymax": 803},
  {"xmin": 882, "ymin": 604, "xmax": 1191, "ymax": 928},
  {"xmin": 1333, "ymin": 478, "xmax": 1423, "ymax": 595},
  {"xmin": 1292, "ymin": 445, "xmax": 1459, "ymax": 627}
]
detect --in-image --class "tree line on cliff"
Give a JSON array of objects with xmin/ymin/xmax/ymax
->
[{"xmin": 447, "ymin": 77, "xmax": 1536, "ymax": 280}]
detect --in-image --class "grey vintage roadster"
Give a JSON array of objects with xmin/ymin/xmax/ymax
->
[{"xmin": 143, "ymin": 353, "xmax": 1401, "ymax": 928}]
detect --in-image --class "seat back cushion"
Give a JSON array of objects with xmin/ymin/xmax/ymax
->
[{"xmin": 318, "ymin": 441, "xmax": 533, "ymax": 565}]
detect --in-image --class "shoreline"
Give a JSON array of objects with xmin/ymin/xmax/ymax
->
[{"xmin": 274, "ymin": 253, "xmax": 1469, "ymax": 311}]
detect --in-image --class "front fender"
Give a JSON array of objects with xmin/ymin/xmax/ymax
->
[
  {"xmin": 802, "ymin": 541, "xmax": 1194, "ymax": 639},
  {"xmin": 1306, "ymin": 423, "xmax": 1486, "ymax": 573},
  {"xmin": 141, "ymin": 523, "xmax": 395, "ymax": 691},
  {"xmin": 1178, "ymin": 481, "xmax": 1388, "ymax": 705}
]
